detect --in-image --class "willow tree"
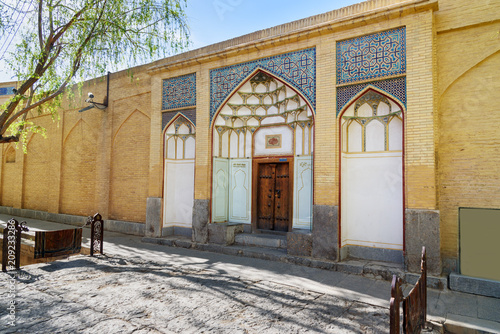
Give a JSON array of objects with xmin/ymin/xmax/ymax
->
[{"xmin": 0, "ymin": 0, "xmax": 189, "ymax": 146}]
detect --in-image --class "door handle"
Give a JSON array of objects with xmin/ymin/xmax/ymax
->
[{"xmin": 276, "ymin": 189, "xmax": 281, "ymax": 198}]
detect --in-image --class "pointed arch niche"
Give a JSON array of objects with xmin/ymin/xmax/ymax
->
[
  {"xmin": 211, "ymin": 70, "xmax": 314, "ymax": 230},
  {"xmin": 163, "ymin": 114, "xmax": 196, "ymax": 228},
  {"xmin": 339, "ymin": 88, "xmax": 404, "ymax": 261}
]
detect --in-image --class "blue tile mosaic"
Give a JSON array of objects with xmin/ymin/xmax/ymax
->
[
  {"xmin": 210, "ymin": 48, "xmax": 316, "ymax": 120},
  {"xmin": 336, "ymin": 77, "xmax": 406, "ymax": 116},
  {"xmin": 0, "ymin": 87, "xmax": 15, "ymax": 96},
  {"xmin": 337, "ymin": 27, "xmax": 406, "ymax": 85},
  {"xmin": 162, "ymin": 73, "xmax": 196, "ymax": 110}
]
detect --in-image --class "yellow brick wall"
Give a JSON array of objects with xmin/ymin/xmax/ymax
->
[
  {"xmin": 59, "ymin": 116, "xmax": 98, "ymax": 216},
  {"xmin": 1, "ymin": 0, "xmax": 497, "ymax": 252},
  {"xmin": 22, "ymin": 117, "xmax": 57, "ymax": 212},
  {"xmin": 436, "ymin": 0, "xmax": 500, "ymax": 261},
  {"xmin": 109, "ymin": 93, "xmax": 151, "ymax": 223},
  {"xmin": 1, "ymin": 145, "xmax": 18, "ymax": 207}
]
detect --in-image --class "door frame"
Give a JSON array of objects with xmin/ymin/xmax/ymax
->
[{"xmin": 251, "ymin": 156, "xmax": 294, "ymax": 233}]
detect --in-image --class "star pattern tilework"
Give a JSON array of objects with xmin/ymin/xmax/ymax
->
[
  {"xmin": 337, "ymin": 27, "xmax": 406, "ymax": 85},
  {"xmin": 162, "ymin": 73, "xmax": 196, "ymax": 110},
  {"xmin": 210, "ymin": 48, "xmax": 316, "ymax": 121},
  {"xmin": 336, "ymin": 77, "xmax": 406, "ymax": 116}
]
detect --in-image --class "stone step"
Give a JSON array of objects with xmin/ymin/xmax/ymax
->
[{"xmin": 234, "ymin": 233, "xmax": 287, "ymax": 249}]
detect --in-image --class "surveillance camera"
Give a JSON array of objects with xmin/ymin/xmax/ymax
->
[{"xmin": 88, "ymin": 92, "xmax": 94, "ymax": 99}]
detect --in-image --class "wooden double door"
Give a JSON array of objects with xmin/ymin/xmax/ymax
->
[{"xmin": 253, "ymin": 158, "xmax": 293, "ymax": 232}]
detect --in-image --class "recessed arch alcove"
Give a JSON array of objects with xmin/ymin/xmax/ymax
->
[
  {"xmin": 211, "ymin": 69, "xmax": 314, "ymax": 232},
  {"xmin": 339, "ymin": 87, "xmax": 405, "ymax": 262}
]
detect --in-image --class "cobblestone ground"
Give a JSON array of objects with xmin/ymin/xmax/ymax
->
[{"xmin": 0, "ymin": 254, "xmax": 390, "ymax": 333}]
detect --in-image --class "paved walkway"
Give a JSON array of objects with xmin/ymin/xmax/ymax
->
[{"xmin": 1, "ymin": 214, "xmax": 499, "ymax": 333}]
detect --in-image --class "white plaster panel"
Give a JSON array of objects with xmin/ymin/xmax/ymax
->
[
  {"xmin": 247, "ymin": 95, "xmax": 259, "ymax": 104},
  {"xmin": 229, "ymin": 159, "xmax": 252, "ymax": 224},
  {"xmin": 178, "ymin": 123, "xmax": 189, "ymax": 134},
  {"xmin": 212, "ymin": 158, "xmax": 229, "ymax": 222},
  {"xmin": 220, "ymin": 105, "xmax": 232, "ymax": 116},
  {"xmin": 233, "ymin": 118, "xmax": 244, "ymax": 128},
  {"xmin": 303, "ymin": 126, "xmax": 310, "ymax": 156},
  {"xmin": 341, "ymin": 152, "xmax": 403, "ymax": 250},
  {"xmin": 213, "ymin": 130, "xmax": 219, "ymax": 157},
  {"xmin": 185, "ymin": 137, "xmax": 195, "ymax": 159},
  {"xmin": 214, "ymin": 116, "xmax": 225, "ymax": 126},
  {"xmin": 254, "ymin": 125, "xmax": 293, "ymax": 156},
  {"xmin": 343, "ymin": 105, "xmax": 355, "ymax": 117},
  {"xmin": 296, "ymin": 126, "xmax": 303, "ymax": 156},
  {"xmin": 227, "ymin": 93, "xmax": 243, "ymax": 105},
  {"xmin": 298, "ymin": 111, "xmax": 309, "ymax": 121},
  {"xmin": 389, "ymin": 117, "xmax": 403, "ymax": 151},
  {"xmin": 221, "ymin": 131, "xmax": 229, "ymax": 158},
  {"xmin": 239, "ymin": 81, "xmax": 252, "ymax": 92},
  {"xmin": 247, "ymin": 117, "xmax": 259, "ymax": 127},
  {"xmin": 310, "ymin": 126, "xmax": 314, "ymax": 154},
  {"xmin": 239, "ymin": 131, "xmax": 245, "ymax": 158},
  {"xmin": 378, "ymin": 102, "xmax": 391, "ymax": 116},
  {"xmin": 239, "ymin": 106, "xmax": 251, "ymax": 116},
  {"xmin": 256, "ymin": 107, "xmax": 266, "ymax": 116},
  {"xmin": 261, "ymin": 116, "xmax": 285, "ymax": 125},
  {"xmin": 268, "ymin": 106, "xmax": 279, "ymax": 115},
  {"xmin": 245, "ymin": 130, "xmax": 252, "ymax": 158},
  {"xmin": 365, "ymin": 120, "xmax": 385, "ymax": 152},
  {"xmin": 230, "ymin": 131, "xmax": 238, "ymax": 158},
  {"xmin": 293, "ymin": 156, "xmax": 313, "ymax": 229},
  {"xmin": 176, "ymin": 138, "xmax": 183, "ymax": 159},
  {"xmin": 164, "ymin": 160, "xmax": 195, "ymax": 227},
  {"xmin": 287, "ymin": 100, "xmax": 298, "ymax": 110},
  {"xmin": 348, "ymin": 121, "xmax": 362, "ymax": 153},
  {"xmin": 167, "ymin": 137, "xmax": 176, "ymax": 159},
  {"xmin": 254, "ymin": 83, "xmax": 266, "ymax": 93},
  {"xmin": 357, "ymin": 103, "xmax": 372, "ymax": 117}
]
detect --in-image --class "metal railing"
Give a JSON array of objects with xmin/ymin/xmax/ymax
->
[
  {"xmin": 390, "ymin": 246, "xmax": 427, "ymax": 334},
  {"xmin": 86, "ymin": 213, "xmax": 104, "ymax": 256}
]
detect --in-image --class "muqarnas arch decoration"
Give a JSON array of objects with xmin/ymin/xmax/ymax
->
[
  {"xmin": 210, "ymin": 48, "xmax": 316, "ymax": 120},
  {"xmin": 211, "ymin": 70, "xmax": 314, "ymax": 231}
]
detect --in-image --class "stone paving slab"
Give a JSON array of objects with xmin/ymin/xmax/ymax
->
[
  {"xmin": 1, "ymin": 255, "xmax": 391, "ymax": 333},
  {"xmin": 1, "ymin": 216, "xmax": 499, "ymax": 333}
]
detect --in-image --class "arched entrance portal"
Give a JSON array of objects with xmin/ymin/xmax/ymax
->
[
  {"xmin": 163, "ymin": 115, "xmax": 196, "ymax": 229},
  {"xmin": 340, "ymin": 89, "xmax": 404, "ymax": 262},
  {"xmin": 212, "ymin": 70, "xmax": 314, "ymax": 232}
]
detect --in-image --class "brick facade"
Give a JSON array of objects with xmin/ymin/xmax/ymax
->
[{"xmin": 1, "ymin": 0, "xmax": 499, "ymax": 275}]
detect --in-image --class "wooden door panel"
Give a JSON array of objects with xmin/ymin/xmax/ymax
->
[
  {"xmin": 274, "ymin": 163, "xmax": 290, "ymax": 231},
  {"xmin": 257, "ymin": 163, "xmax": 276, "ymax": 230}
]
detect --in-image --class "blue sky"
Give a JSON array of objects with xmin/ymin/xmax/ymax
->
[
  {"xmin": 184, "ymin": 0, "xmax": 359, "ymax": 50},
  {"xmin": 0, "ymin": 0, "xmax": 358, "ymax": 82}
]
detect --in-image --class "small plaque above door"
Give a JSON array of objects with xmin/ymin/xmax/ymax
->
[{"xmin": 265, "ymin": 134, "xmax": 282, "ymax": 149}]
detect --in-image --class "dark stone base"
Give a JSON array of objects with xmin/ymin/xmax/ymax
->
[
  {"xmin": 162, "ymin": 226, "xmax": 192, "ymax": 238},
  {"xmin": 208, "ymin": 223, "xmax": 244, "ymax": 245},
  {"xmin": 0, "ymin": 206, "xmax": 145, "ymax": 235},
  {"xmin": 442, "ymin": 256, "xmax": 459, "ymax": 275},
  {"xmin": 312, "ymin": 205, "xmax": 338, "ymax": 261},
  {"xmin": 405, "ymin": 209, "xmax": 441, "ymax": 275},
  {"xmin": 287, "ymin": 231, "xmax": 312, "ymax": 257},
  {"xmin": 145, "ymin": 197, "xmax": 162, "ymax": 237},
  {"xmin": 192, "ymin": 200, "xmax": 209, "ymax": 244},
  {"xmin": 449, "ymin": 273, "xmax": 500, "ymax": 298},
  {"xmin": 340, "ymin": 245, "xmax": 403, "ymax": 264}
]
